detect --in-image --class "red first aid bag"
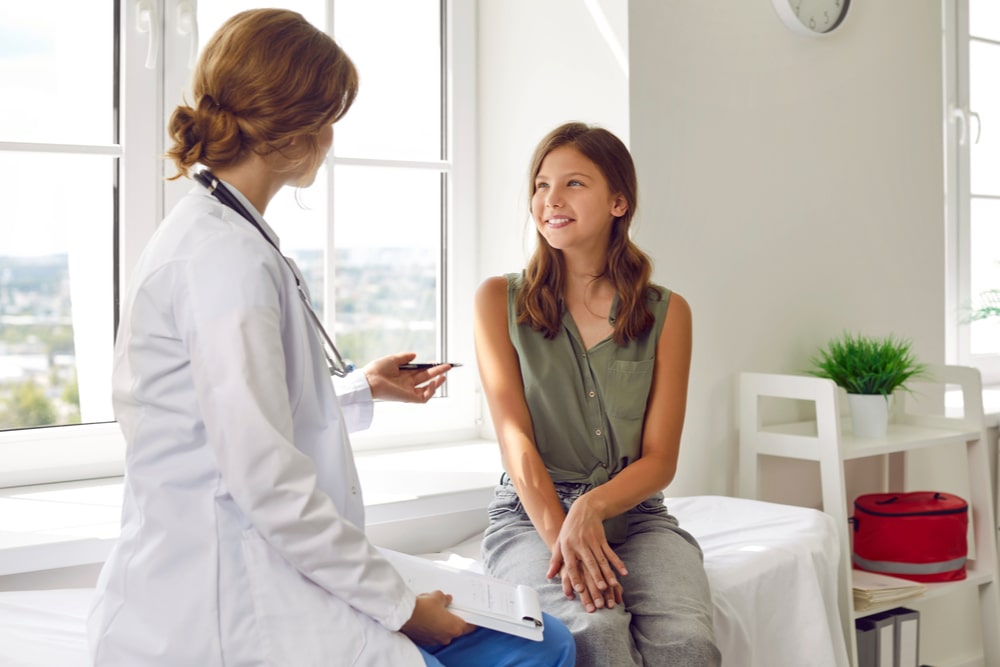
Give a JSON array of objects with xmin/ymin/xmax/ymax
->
[{"xmin": 852, "ymin": 491, "xmax": 968, "ymax": 583}]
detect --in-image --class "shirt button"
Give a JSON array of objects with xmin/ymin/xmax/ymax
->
[
  {"xmin": 588, "ymin": 391, "xmax": 596, "ymax": 398},
  {"xmin": 595, "ymin": 428, "xmax": 602, "ymax": 436},
  {"xmin": 351, "ymin": 485, "xmax": 357, "ymax": 495}
]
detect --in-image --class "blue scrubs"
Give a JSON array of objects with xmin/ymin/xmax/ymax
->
[{"xmin": 419, "ymin": 613, "xmax": 575, "ymax": 666}]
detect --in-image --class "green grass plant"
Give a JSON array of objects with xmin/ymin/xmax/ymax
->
[{"xmin": 808, "ymin": 332, "xmax": 927, "ymax": 397}]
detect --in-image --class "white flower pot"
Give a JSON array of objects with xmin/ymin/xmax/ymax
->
[{"xmin": 847, "ymin": 393, "xmax": 894, "ymax": 438}]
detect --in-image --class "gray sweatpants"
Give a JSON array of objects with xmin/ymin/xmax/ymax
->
[{"xmin": 482, "ymin": 480, "xmax": 721, "ymax": 667}]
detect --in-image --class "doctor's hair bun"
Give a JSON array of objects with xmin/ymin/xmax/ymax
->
[{"xmin": 166, "ymin": 96, "xmax": 245, "ymax": 180}]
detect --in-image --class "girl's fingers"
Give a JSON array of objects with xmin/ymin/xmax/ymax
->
[
  {"xmin": 547, "ymin": 543, "xmax": 564, "ymax": 580},
  {"xmin": 560, "ymin": 567, "xmax": 575, "ymax": 598},
  {"xmin": 603, "ymin": 543, "xmax": 628, "ymax": 576},
  {"xmin": 575, "ymin": 579, "xmax": 596, "ymax": 612},
  {"xmin": 576, "ymin": 549, "xmax": 610, "ymax": 594}
]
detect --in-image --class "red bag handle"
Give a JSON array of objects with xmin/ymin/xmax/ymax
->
[{"xmin": 874, "ymin": 492, "xmax": 947, "ymax": 506}]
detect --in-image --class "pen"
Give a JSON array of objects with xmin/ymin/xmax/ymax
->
[{"xmin": 398, "ymin": 362, "xmax": 462, "ymax": 370}]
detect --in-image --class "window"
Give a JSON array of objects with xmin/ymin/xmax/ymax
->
[
  {"xmin": 0, "ymin": 3, "xmax": 118, "ymax": 431},
  {"xmin": 0, "ymin": 0, "xmax": 477, "ymax": 487},
  {"xmin": 946, "ymin": 0, "xmax": 1000, "ymax": 384}
]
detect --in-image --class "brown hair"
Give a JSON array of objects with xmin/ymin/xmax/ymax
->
[
  {"xmin": 166, "ymin": 9, "xmax": 358, "ymax": 179},
  {"xmin": 516, "ymin": 122, "xmax": 657, "ymax": 346}
]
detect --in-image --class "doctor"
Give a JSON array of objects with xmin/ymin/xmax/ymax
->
[{"xmin": 87, "ymin": 9, "xmax": 574, "ymax": 667}]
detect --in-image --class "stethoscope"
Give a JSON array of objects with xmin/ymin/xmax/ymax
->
[{"xmin": 193, "ymin": 169, "xmax": 354, "ymax": 377}]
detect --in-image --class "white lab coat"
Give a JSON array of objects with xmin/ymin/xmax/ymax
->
[{"xmin": 88, "ymin": 185, "xmax": 424, "ymax": 666}]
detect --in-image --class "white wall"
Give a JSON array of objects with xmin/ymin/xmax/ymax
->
[{"xmin": 628, "ymin": 0, "xmax": 947, "ymax": 500}]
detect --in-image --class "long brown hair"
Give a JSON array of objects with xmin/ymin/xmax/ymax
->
[
  {"xmin": 517, "ymin": 122, "xmax": 657, "ymax": 345},
  {"xmin": 166, "ymin": 9, "xmax": 358, "ymax": 179}
]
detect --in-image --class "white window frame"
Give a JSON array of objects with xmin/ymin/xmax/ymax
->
[
  {"xmin": 0, "ymin": 0, "xmax": 478, "ymax": 488},
  {"xmin": 339, "ymin": 0, "xmax": 481, "ymax": 449},
  {"xmin": 946, "ymin": 0, "xmax": 1000, "ymax": 385}
]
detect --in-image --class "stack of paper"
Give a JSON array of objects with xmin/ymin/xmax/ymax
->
[{"xmin": 852, "ymin": 570, "xmax": 927, "ymax": 612}]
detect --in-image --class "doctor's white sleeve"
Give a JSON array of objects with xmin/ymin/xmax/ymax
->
[
  {"xmin": 178, "ymin": 228, "xmax": 415, "ymax": 632},
  {"xmin": 333, "ymin": 372, "xmax": 374, "ymax": 433}
]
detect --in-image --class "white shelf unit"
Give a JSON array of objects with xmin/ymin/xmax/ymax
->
[{"xmin": 739, "ymin": 365, "xmax": 1000, "ymax": 667}]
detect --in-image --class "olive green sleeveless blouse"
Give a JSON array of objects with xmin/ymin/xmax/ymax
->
[{"xmin": 505, "ymin": 273, "xmax": 670, "ymax": 539}]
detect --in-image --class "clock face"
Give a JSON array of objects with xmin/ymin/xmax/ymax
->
[{"xmin": 772, "ymin": 0, "xmax": 850, "ymax": 36}]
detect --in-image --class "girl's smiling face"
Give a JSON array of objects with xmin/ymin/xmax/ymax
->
[{"xmin": 531, "ymin": 145, "xmax": 628, "ymax": 254}]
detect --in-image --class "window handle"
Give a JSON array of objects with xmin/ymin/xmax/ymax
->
[
  {"xmin": 176, "ymin": 1, "xmax": 199, "ymax": 70},
  {"xmin": 969, "ymin": 110, "xmax": 982, "ymax": 145},
  {"xmin": 950, "ymin": 106, "xmax": 968, "ymax": 146},
  {"xmin": 950, "ymin": 106, "xmax": 982, "ymax": 146},
  {"xmin": 135, "ymin": 0, "xmax": 159, "ymax": 69}
]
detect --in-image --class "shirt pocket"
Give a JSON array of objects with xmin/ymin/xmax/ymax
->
[{"xmin": 604, "ymin": 359, "xmax": 654, "ymax": 420}]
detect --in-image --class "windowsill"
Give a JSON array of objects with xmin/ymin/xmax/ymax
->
[{"xmin": 0, "ymin": 439, "xmax": 503, "ymax": 577}]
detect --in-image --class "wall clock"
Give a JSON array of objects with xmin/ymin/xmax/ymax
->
[{"xmin": 771, "ymin": 0, "xmax": 850, "ymax": 37}]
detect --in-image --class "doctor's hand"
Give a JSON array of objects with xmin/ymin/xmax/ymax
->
[
  {"xmin": 400, "ymin": 591, "xmax": 474, "ymax": 647},
  {"xmin": 362, "ymin": 353, "xmax": 451, "ymax": 403}
]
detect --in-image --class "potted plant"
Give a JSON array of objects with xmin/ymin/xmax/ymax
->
[{"xmin": 807, "ymin": 332, "xmax": 927, "ymax": 438}]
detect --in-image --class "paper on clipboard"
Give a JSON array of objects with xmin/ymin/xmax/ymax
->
[{"xmin": 378, "ymin": 547, "xmax": 544, "ymax": 642}]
